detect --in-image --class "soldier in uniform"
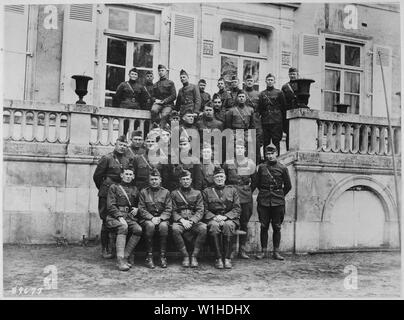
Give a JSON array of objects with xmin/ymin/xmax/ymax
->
[
  {"xmin": 255, "ymin": 144, "xmax": 291, "ymax": 261},
  {"xmin": 281, "ymin": 67, "xmax": 299, "ymax": 151},
  {"xmin": 106, "ymin": 166, "xmax": 142, "ymax": 271},
  {"xmin": 225, "ymin": 89, "xmax": 255, "ymax": 132},
  {"xmin": 151, "ymin": 64, "xmax": 177, "ymax": 125},
  {"xmin": 196, "ymin": 102, "xmax": 224, "ymax": 138},
  {"xmin": 171, "ymin": 170, "xmax": 207, "ymax": 268},
  {"xmin": 223, "ymin": 140, "xmax": 257, "ymax": 259},
  {"xmin": 175, "ymin": 69, "xmax": 201, "ymax": 116},
  {"xmin": 144, "ymin": 70, "xmax": 155, "ymax": 111},
  {"xmin": 93, "ymin": 135, "xmax": 130, "ymax": 259},
  {"xmin": 198, "ymin": 79, "xmax": 211, "ymax": 110},
  {"xmin": 125, "ymin": 130, "xmax": 146, "ymax": 163},
  {"xmin": 138, "ymin": 169, "xmax": 172, "ymax": 268},
  {"xmin": 212, "ymin": 93, "xmax": 226, "ymax": 122},
  {"xmin": 258, "ymin": 73, "xmax": 287, "ymax": 156},
  {"xmin": 113, "ymin": 68, "xmax": 148, "ymax": 110},
  {"xmin": 203, "ymin": 167, "xmax": 241, "ymax": 269},
  {"xmin": 215, "ymin": 78, "xmax": 232, "ymax": 121},
  {"xmin": 200, "ymin": 142, "xmax": 218, "ymax": 190},
  {"xmin": 227, "ymin": 75, "xmax": 241, "ymax": 109}
]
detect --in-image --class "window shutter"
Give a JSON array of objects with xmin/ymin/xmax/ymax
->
[
  {"xmin": 169, "ymin": 12, "xmax": 198, "ymax": 89},
  {"xmin": 3, "ymin": 5, "xmax": 29, "ymax": 100},
  {"xmin": 372, "ymin": 45, "xmax": 392, "ymax": 117},
  {"xmin": 60, "ymin": 4, "xmax": 96, "ymax": 104},
  {"xmin": 298, "ymin": 34, "xmax": 324, "ymax": 110}
]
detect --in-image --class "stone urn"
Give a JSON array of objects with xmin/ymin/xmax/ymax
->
[
  {"xmin": 290, "ymin": 78, "xmax": 315, "ymax": 109},
  {"xmin": 71, "ymin": 75, "xmax": 93, "ymax": 104},
  {"xmin": 334, "ymin": 103, "xmax": 350, "ymax": 113}
]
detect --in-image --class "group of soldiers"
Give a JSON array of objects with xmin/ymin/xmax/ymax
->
[{"xmin": 93, "ymin": 64, "xmax": 297, "ymax": 271}]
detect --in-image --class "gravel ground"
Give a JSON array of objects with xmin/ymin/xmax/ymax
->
[{"xmin": 2, "ymin": 244, "xmax": 401, "ymax": 299}]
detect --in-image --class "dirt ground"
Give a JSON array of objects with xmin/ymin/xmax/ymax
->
[{"xmin": 2, "ymin": 244, "xmax": 401, "ymax": 299}]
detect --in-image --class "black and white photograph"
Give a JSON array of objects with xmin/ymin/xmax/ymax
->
[{"xmin": 1, "ymin": 0, "xmax": 402, "ymax": 303}]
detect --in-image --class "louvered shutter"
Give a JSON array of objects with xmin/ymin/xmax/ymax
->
[
  {"xmin": 3, "ymin": 5, "xmax": 29, "ymax": 100},
  {"xmin": 169, "ymin": 12, "xmax": 198, "ymax": 89},
  {"xmin": 298, "ymin": 34, "xmax": 324, "ymax": 110},
  {"xmin": 372, "ymin": 45, "xmax": 392, "ymax": 117},
  {"xmin": 60, "ymin": 4, "xmax": 96, "ymax": 104}
]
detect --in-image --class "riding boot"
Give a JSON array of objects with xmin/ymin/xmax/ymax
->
[
  {"xmin": 116, "ymin": 234, "xmax": 130, "ymax": 271},
  {"xmin": 124, "ymin": 235, "xmax": 141, "ymax": 267},
  {"xmin": 224, "ymin": 236, "xmax": 233, "ymax": 269}
]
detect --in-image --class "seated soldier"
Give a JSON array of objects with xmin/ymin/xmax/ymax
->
[
  {"xmin": 171, "ymin": 170, "xmax": 207, "ymax": 268},
  {"xmin": 202, "ymin": 167, "xmax": 241, "ymax": 269},
  {"xmin": 138, "ymin": 169, "xmax": 172, "ymax": 269},
  {"xmin": 106, "ymin": 166, "xmax": 142, "ymax": 271}
]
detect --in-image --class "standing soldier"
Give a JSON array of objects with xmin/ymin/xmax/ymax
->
[
  {"xmin": 113, "ymin": 68, "xmax": 148, "ymax": 110},
  {"xmin": 151, "ymin": 64, "xmax": 176, "ymax": 125},
  {"xmin": 258, "ymin": 73, "xmax": 287, "ymax": 156},
  {"xmin": 196, "ymin": 102, "xmax": 224, "ymax": 137},
  {"xmin": 200, "ymin": 143, "xmax": 217, "ymax": 190},
  {"xmin": 225, "ymin": 90, "xmax": 255, "ymax": 134},
  {"xmin": 175, "ymin": 69, "xmax": 201, "ymax": 116},
  {"xmin": 125, "ymin": 130, "xmax": 146, "ymax": 163},
  {"xmin": 255, "ymin": 144, "xmax": 291, "ymax": 261},
  {"xmin": 144, "ymin": 70, "xmax": 155, "ymax": 111},
  {"xmin": 171, "ymin": 170, "xmax": 207, "ymax": 268},
  {"xmin": 223, "ymin": 140, "xmax": 256, "ymax": 259},
  {"xmin": 215, "ymin": 78, "xmax": 232, "ymax": 120},
  {"xmin": 198, "ymin": 79, "xmax": 211, "ymax": 111},
  {"xmin": 138, "ymin": 169, "xmax": 172, "ymax": 268},
  {"xmin": 227, "ymin": 75, "xmax": 241, "ymax": 109},
  {"xmin": 106, "ymin": 166, "xmax": 142, "ymax": 271},
  {"xmin": 93, "ymin": 136, "xmax": 130, "ymax": 259},
  {"xmin": 212, "ymin": 93, "xmax": 226, "ymax": 122},
  {"xmin": 203, "ymin": 167, "xmax": 241, "ymax": 269},
  {"xmin": 281, "ymin": 67, "xmax": 299, "ymax": 151}
]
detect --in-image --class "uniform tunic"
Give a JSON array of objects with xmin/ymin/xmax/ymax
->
[
  {"xmin": 224, "ymin": 104, "xmax": 255, "ymax": 130},
  {"xmin": 171, "ymin": 187, "xmax": 204, "ymax": 224},
  {"xmin": 138, "ymin": 186, "xmax": 172, "ymax": 224},
  {"xmin": 113, "ymin": 80, "xmax": 148, "ymax": 109},
  {"xmin": 152, "ymin": 78, "xmax": 177, "ymax": 107},
  {"xmin": 200, "ymin": 91, "xmax": 211, "ymax": 109},
  {"xmin": 215, "ymin": 89, "xmax": 232, "ymax": 122},
  {"xmin": 175, "ymin": 83, "xmax": 201, "ymax": 114},
  {"xmin": 257, "ymin": 87, "xmax": 287, "ymax": 125}
]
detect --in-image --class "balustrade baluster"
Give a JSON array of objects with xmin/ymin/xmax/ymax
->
[
  {"xmin": 96, "ymin": 116, "xmax": 103, "ymax": 144},
  {"xmin": 20, "ymin": 110, "xmax": 26, "ymax": 141},
  {"xmin": 9, "ymin": 109, "xmax": 15, "ymax": 140},
  {"xmin": 118, "ymin": 118, "xmax": 124, "ymax": 136},
  {"xmin": 32, "ymin": 111, "xmax": 38, "ymax": 142},
  {"xmin": 55, "ymin": 113, "xmax": 61, "ymax": 142},
  {"xmin": 359, "ymin": 125, "xmax": 369, "ymax": 154},
  {"xmin": 394, "ymin": 127, "xmax": 401, "ymax": 155},
  {"xmin": 325, "ymin": 121, "xmax": 334, "ymax": 152},
  {"xmin": 332, "ymin": 122, "xmax": 343, "ymax": 152},
  {"xmin": 108, "ymin": 117, "xmax": 114, "ymax": 145},
  {"xmin": 43, "ymin": 112, "xmax": 50, "ymax": 142},
  {"xmin": 317, "ymin": 120, "xmax": 323, "ymax": 151},
  {"xmin": 129, "ymin": 119, "xmax": 135, "ymax": 135},
  {"xmin": 369, "ymin": 125, "xmax": 378, "ymax": 155},
  {"xmin": 65, "ymin": 114, "xmax": 71, "ymax": 143},
  {"xmin": 351, "ymin": 124, "xmax": 360, "ymax": 154},
  {"xmin": 342, "ymin": 123, "xmax": 351, "ymax": 153},
  {"xmin": 379, "ymin": 126, "xmax": 387, "ymax": 155},
  {"xmin": 138, "ymin": 120, "xmax": 145, "ymax": 136}
]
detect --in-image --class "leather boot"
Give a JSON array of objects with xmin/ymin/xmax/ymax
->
[
  {"xmin": 273, "ymin": 249, "xmax": 285, "ymax": 261},
  {"xmin": 108, "ymin": 233, "xmax": 117, "ymax": 258},
  {"xmin": 116, "ymin": 234, "xmax": 130, "ymax": 271},
  {"xmin": 190, "ymin": 247, "xmax": 200, "ymax": 268},
  {"xmin": 102, "ymin": 247, "xmax": 113, "ymax": 259},
  {"xmin": 224, "ymin": 258, "xmax": 232, "ymax": 269},
  {"xmin": 255, "ymin": 248, "xmax": 267, "ymax": 260},
  {"xmin": 145, "ymin": 253, "xmax": 155, "ymax": 269},
  {"xmin": 160, "ymin": 253, "xmax": 168, "ymax": 268},
  {"xmin": 224, "ymin": 236, "xmax": 233, "ymax": 269},
  {"xmin": 179, "ymin": 246, "xmax": 190, "ymax": 267},
  {"xmin": 214, "ymin": 258, "xmax": 224, "ymax": 269},
  {"xmin": 212, "ymin": 234, "xmax": 223, "ymax": 269},
  {"xmin": 124, "ymin": 235, "xmax": 141, "ymax": 268},
  {"xmin": 101, "ymin": 229, "xmax": 112, "ymax": 259}
]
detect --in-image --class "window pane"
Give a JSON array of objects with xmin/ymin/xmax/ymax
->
[
  {"xmin": 221, "ymin": 30, "xmax": 238, "ymax": 50},
  {"xmin": 221, "ymin": 56, "xmax": 238, "ymax": 83},
  {"xmin": 135, "ymin": 13, "xmax": 155, "ymax": 36},
  {"xmin": 243, "ymin": 60, "xmax": 259, "ymax": 82},
  {"xmin": 324, "ymin": 92, "xmax": 340, "ymax": 112},
  {"xmin": 106, "ymin": 66, "xmax": 125, "ymax": 91},
  {"xmin": 345, "ymin": 45, "xmax": 360, "ymax": 67},
  {"xmin": 345, "ymin": 72, "xmax": 360, "ymax": 94},
  {"xmin": 133, "ymin": 43, "xmax": 153, "ymax": 68},
  {"xmin": 325, "ymin": 69, "xmax": 340, "ymax": 91},
  {"xmin": 107, "ymin": 38, "xmax": 127, "ymax": 66},
  {"xmin": 108, "ymin": 8, "xmax": 129, "ymax": 31},
  {"xmin": 325, "ymin": 42, "xmax": 341, "ymax": 64},
  {"xmin": 344, "ymin": 94, "xmax": 359, "ymax": 114},
  {"xmin": 244, "ymin": 34, "xmax": 260, "ymax": 53},
  {"xmin": 105, "ymin": 93, "xmax": 114, "ymax": 108}
]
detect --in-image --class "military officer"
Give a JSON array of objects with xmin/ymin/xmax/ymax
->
[
  {"xmin": 196, "ymin": 102, "xmax": 224, "ymax": 141},
  {"xmin": 257, "ymin": 73, "xmax": 287, "ymax": 156},
  {"xmin": 255, "ymin": 144, "xmax": 291, "ymax": 261},
  {"xmin": 215, "ymin": 78, "xmax": 232, "ymax": 121},
  {"xmin": 138, "ymin": 169, "xmax": 172, "ymax": 268},
  {"xmin": 106, "ymin": 166, "xmax": 142, "ymax": 271},
  {"xmin": 175, "ymin": 69, "xmax": 201, "ymax": 116},
  {"xmin": 223, "ymin": 140, "xmax": 256, "ymax": 259},
  {"xmin": 200, "ymin": 142, "xmax": 218, "ymax": 190},
  {"xmin": 144, "ymin": 70, "xmax": 155, "ymax": 111},
  {"xmin": 227, "ymin": 75, "xmax": 241, "ymax": 109},
  {"xmin": 203, "ymin": 167, "xmax": 241, "ymax": 269},
  {"xmin": 171, "ymin": 170, "xmax": 207, "ymax": 268},
  {"xmin": 198, "ymin": 79, "xmax": 211, "ymax": 110},
  {"xmin": 281, "ymin": 67, "xmax": 299, "ymax": 151},
  {"xmin": 151, "ymin": 64, "xmax": 177, "ymax": 125},
  {"xmin": 125, "ymin": 130, "xmax": 146, "ymax": 162},
  {"xmin": 113, "ymin": 68, "xmax": 148, "ymax": 110},
  {"xmin": 225, "ymin": 89, "xmax": 255, "ymax": 131},
  {"xmin": 93, "ymin": 135, "xmax": 130, "ymax": 259},
  {"xmin": 179, "ymin": 109, "xmax": 199, "ymax": 137}
]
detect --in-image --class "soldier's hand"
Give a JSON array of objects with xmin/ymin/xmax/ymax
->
[
  {"xmin": 130, "ymin": 208, "xmax": 138, "ymax": 216},
  {"xmin": 151, "ymin": 217, "xmax": 160, "ymax": 225},
  {"xmin": 181, "ymin": 219, "xmax": 192, "ymax": 230},
  {"xmin": 119, "ymin": 217, "xmax": 128, "ymax": 228}
]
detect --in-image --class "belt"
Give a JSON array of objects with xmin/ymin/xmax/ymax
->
[{"xmin": 261, "ymin": 188, "xmax": 282, "ymax": 191}]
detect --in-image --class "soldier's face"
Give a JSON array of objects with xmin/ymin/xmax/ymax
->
[
  {"xmin": 170, "ymin": 116, "xmax": 180, "ymax": 124},
  {"xmin": 129, "ymin": 71, "xmax": 138, "ymax": 81},
  {"xmin": 179, "ymin": 141, "xmax": 190, "ymax": 152},
  {"xmin": 266, "ymin": 151, "xmax": 277, "ymax": 162},
  {"xmin": 202, "ymin": 147, "xmax": 212, "ymax": 161},
  {"xmin": 158, "ymin": 68, "xmax": 167, "ymax": 78},
  {"xmin": 217, "ymin": 81, "xmax": 225, "ymax": 90},
  {"xmin": 115, "ymin": 141, "xmax": 127, "ymax": 154},
  {"xmin": 213, "ymin": 173, "xmax": 226, "ymax": 186},
  {"xmin": 180, "ymin": 74, "xmax": 189, "ymax": 84},
  {"xmin": 132, "ymin": 136, "xmax": 143, "ymax": 147},
  {"xmin": 235, "ymin": 145, "xmax": 245, "ymax": 157},
  {"xmin": 237, "ymin": 94, "xmax": 246, "ymax": 104},
  {"xmin": 246, "ymin": 79, "xmax": 254, "ymax": 88},
  {"xmin": 266, "ymin": 77, "xmax": 275, "ymax": 87},
  {"xmin": 204, "ymin": 106, "xmax": 214, "ymax": 119},
  {"xmin": 121, "ymin": 170, "xmax": 134, "ymax": 183},
  {"xmin": 213, "ymin": 98, "xmax": 222, "ymax": 109},
  {"xmin": 180, "ymin": 175, "xmax": 192, "ymax": 188},
  {"xmin": 146, "ymin": 138, "xmax": 157, "ymax": 150},
  {"xmin": 183, "ymin": 114, "xmax": 194, "ymax": 124},
  {"xmin": 146, "ymin": 74, "xmax": 154, "ymax": 83},
  {"xmin": 231, "ymin": 80, "xmax": 239, "ymax": 88},
  {"xmin": 160, "ymin": 131, "xmax": 171, "ymax": 144},
  {"xmin": 289, "ymin": 72, "xmax": 298, "ymax": 81},
  {"xmin": 149, "ymin": 176, "xmax": 161, "ymax": 187},
  {"xmin": 199, "ymin": 83, "xmax": 206, "ymax": 92}
]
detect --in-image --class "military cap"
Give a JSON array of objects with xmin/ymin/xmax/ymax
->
[
  {"xmin": 203, "ymin": 101, "xmax": 214, "ymax": 110},
  {"xmin": 116, "ymin": 135, "xmax": 127, "ymax": 143},
  {"xmin": 122, "ymin": 164, "xmax": 134, "ymax": 172},
  {"xmin": 237, "ymin": 89, "xmax": 246, "ymax": 96},
  {"xmin": 235, "ymin": 138, "xmax": 246, "ymax": 148},
  {"xmin": 179, "ymin": 135, "xmax": 191, "ymax": 143},
  {"xmin": 150, "ymin": 168, "xmax": 161, "ymax": 177},
  {"xmin": 145, "ymin": 70, "xmax": 153, "ymax": 75},
  {"xmin": 198, "ymin": 79, "xmax": 206, "ymax": 84},
  {"xmin": 180, "ymin": 69, "xmax": 188, "ymax": 76},
  {"xmin": 146, "ymin": 129, "xmax": 160, "ymax": 141},
  {"xmin": 179, "ymin": 169, "xmax": 191, "ymax": 178},
  {"xmin": 265, "ymin": 143, "xmax": 277, "ymax": 153},
  {"xmin": 231, "ymin": 75, "xmax": 238, "ymax": 81},
  {"xmin": 157, "ymin": 64, "xmax": 166, "ymax": 70},
  {"xmin": 213, "ymin": 166, "xmax": 225, "ymax": 176},
  {"xmin": 212, "ymin": 93, "xmax": 221, "ymax": 101},
  {"xmin": 169, "ymin": 110, "xmax": 180, "ymax": 119},
  {"xmin": 131, "ymin": 130, "xmax": 143, "ymax": 138},
  {"xmin": 288, "ymin": 67, "xmax": 298, "ymax": 73},
  {"xmin": 161, "ymin": 123, "xmax": 171, "ymax": 134},
  {"xmin": 182, "ymin": 109, "xmax": 197, "ymax": 117},
  {"xmin": 202, "ymin": 142, "xmax": 212, "ymax": 150},
  {"xmin": 266, "ymin": 73, "xmax": 276, "ymax": 79},
  {"xmin": 129, "ymin": 67, "xmax": 138, "ymax": 74},
  {"xmin": 245, "ymin": 74, "xmax": 253, "ymax": 80}
]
